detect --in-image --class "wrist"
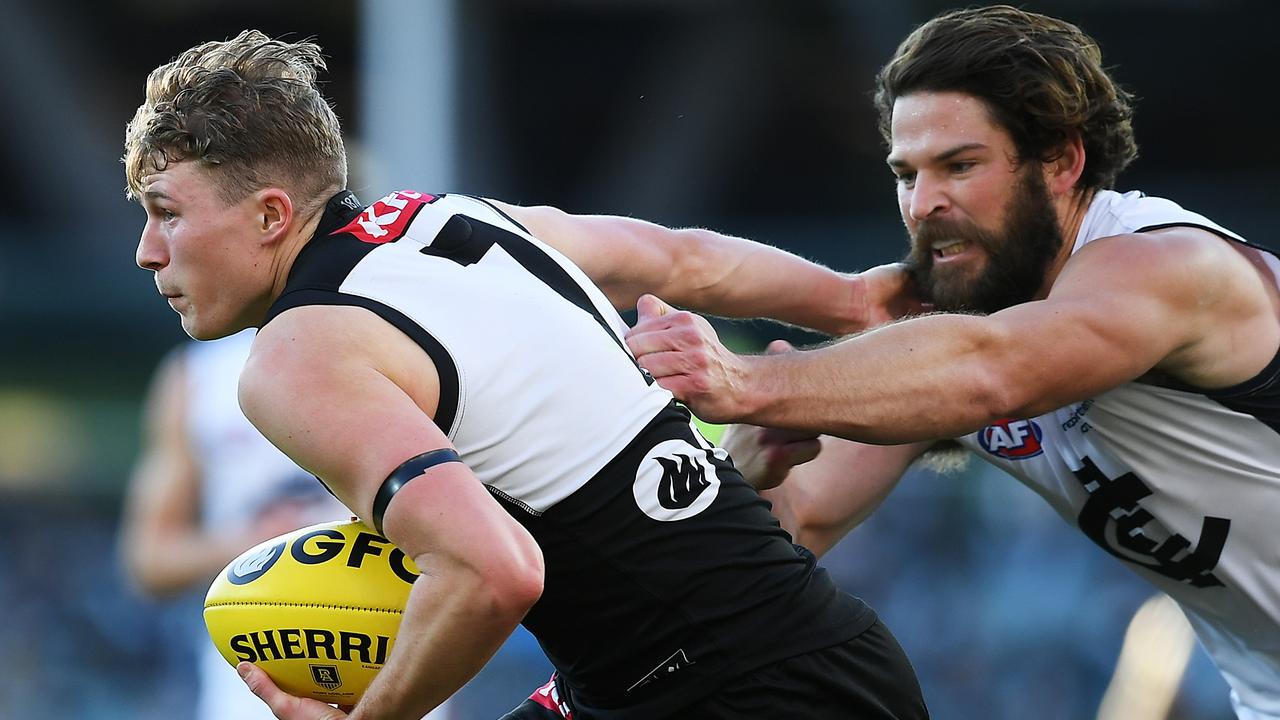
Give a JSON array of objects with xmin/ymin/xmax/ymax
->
[
  {"xmin": 730, "ymin": 354, "xmax": 771, "ymax": 424},
  {"xmin": 835, "ymin": 273, "xmax": 869, "ymax": 336}
]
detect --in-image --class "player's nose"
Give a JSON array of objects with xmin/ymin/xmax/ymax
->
[
  {"xmin": 136, "ymin": 222, "xmax": 168, "ymax": 271},
  {"xmin": 907, "ymin": 174, "xmax": 950, "ymax": 222}
]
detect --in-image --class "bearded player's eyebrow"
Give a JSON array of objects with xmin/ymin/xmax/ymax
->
[{"xmin": 887, "ymin": 142, "xmax": 989, "ymax": 170}]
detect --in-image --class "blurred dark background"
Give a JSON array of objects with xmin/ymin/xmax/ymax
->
[{"xmin": 0, "ymin": 0, "xmax": 1269, "ymax": 718}]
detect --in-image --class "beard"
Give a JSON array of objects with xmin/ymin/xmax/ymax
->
[{"xmin": 904, "ymin": 168, "xmax": 1065, "ymax": 314}]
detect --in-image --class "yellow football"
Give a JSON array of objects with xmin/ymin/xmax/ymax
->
[{"xmin": 204, "ymin": 519, "xmax": 420, "ymax": 704}]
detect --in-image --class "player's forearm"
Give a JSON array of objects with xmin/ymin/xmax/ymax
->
[
  {"xmin": 349, "ymin": 565, "xmax": 538, "ymax": 720},
  {"xmin": 507, "ymin": 203, "xmax": 871, "ymax": 335},
  {"xmin": 739, "ymin": 315, "xmax": 1013, "ymax": 442},
  {"xmin": 655, "ymin": 228, "xmax": 864, "ymax": 336},
  {"xmin": 763, "ymin": 439, "xmax": 928, "ymax": 557}
]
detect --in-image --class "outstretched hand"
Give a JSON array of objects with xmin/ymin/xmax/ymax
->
[
  {"xmin": 626, "ymin": 294, "xmax": 751, "ymax": 423},
  {"xmin": 856, "ymin": 263, "xmax": 933, "ymax": 329},
  {"xmin": 718, "ymin": 341, "xmax": 822, "ymax": 491},
  {"xmin": 238, "ymin": 662, "xmax": 353, "ymax": 720}
]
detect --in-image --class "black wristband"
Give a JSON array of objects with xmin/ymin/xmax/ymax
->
[{"xmin": 372, "ymin": 448, "xmax": 463, "ymax": 535}]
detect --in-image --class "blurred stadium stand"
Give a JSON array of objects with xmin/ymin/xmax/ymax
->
[{"xmin": 1, "ymin": 0, "xmax": 1271, "ymax": 717}]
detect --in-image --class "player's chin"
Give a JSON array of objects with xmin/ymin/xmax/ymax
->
[
  {"xmin": 179, "ymin": 314, "xmax": 214, "ymax": 341},
  {"xmin": 181, "ymin": 313, "xmax": 236, "ymax": 342}
]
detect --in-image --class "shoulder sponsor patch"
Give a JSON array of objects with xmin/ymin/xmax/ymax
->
[
  {"xmin": 332, "ymin": 190, "xmax": 438, "ymax": 244},
  {"xmin": 977, "ymin": 418, "xmax": 1044, "ymax": 460}
]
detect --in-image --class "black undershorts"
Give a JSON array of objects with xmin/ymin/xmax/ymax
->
[{"xmin": 498, "ymin": 619, "xmax": 928, "ymax": 720}]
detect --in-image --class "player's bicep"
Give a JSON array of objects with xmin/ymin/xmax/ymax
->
[
  {"xmin": 989, "ymin": 236, "xmax": 1206, "ymax": 414},
  {"xmin": 239, "ymin": 333, "xmax": 452, "ymax": 528},
  {"xmin": 241, "ymin": 310, "xmax": 541, "ymax": 583}
]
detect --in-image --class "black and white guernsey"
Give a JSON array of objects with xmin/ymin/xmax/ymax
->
[{"xmin": 263, "ymin": 190, "xmax": 875, "ymax": 718}]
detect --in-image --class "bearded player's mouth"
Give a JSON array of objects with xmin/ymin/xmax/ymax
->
[{"xmin": 932, "ymin": 239, "xmax": 970, "ymax": 259}]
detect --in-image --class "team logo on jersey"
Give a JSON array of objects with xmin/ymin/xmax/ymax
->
[
  {"xmin": 226, "ymin": 541, "xmax": 285, "ymax": 585},
  {"xmin": 332, "ymin": 190, "xmax": 437, "ymax": 244},
  {"xmin": 1073, "ymin": 456, "xmax": 1227, "ymax": 588},
  {"xmin": 978, "ymin": 419, "xmax": 1044, "ymax": 459},
  {"xmin": 633, "ymin": 440, "xmax": 722, "ymax": 521}
]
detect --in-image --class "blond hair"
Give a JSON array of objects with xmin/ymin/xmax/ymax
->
[{"xmin": 123, "ymin": 30, "xmax": 347, "ymax": 211}]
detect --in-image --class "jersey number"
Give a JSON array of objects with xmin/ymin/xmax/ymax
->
[{"xmin": 419, "ymin": 203, "xmax": 654, "ymax": 384}]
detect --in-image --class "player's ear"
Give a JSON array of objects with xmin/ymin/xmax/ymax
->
[
  {"xmin": 1044, "ymin": 131, "xmax": 1086, "ymax": 195},
  {"xmin": 257, "ymin": 188, "xmax": 294, "ymax": 245}
]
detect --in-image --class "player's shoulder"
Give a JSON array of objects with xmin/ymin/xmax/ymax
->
[
  {"xmin": 247, "ymin": 304, "xmax": 434, "ymax": 404},
  {"xmin": 1055, "ymin": 228, "xmax": 1253, "ymax": 330},
  {"xmin": 252, "ymin": 305, "xmax": 389, "ymax": 370},
  {"xmin": 1095, "ymin": 224, "xmax": 1242, "ymax": 273}
]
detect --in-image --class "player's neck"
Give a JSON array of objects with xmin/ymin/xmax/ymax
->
[
  {"xmin": 264, "ymin": 207, "xmax": 327, "ymax": 313},
  {"xmin": 1039, "ymin": 188, "xmax": 1095, "ymax": 297}
]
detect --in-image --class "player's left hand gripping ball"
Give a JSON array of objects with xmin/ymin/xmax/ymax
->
[{"xmin": 205, "ymin": 519, "xmax": 420, "ymax": 704}]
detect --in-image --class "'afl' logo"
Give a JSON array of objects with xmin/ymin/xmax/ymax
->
[
  {"xmin": 978, "ymin": 419, "xmax": 1044, "ymax": 460},
  {"xmin": 227, "ymin": 541, "xmax": 286, "ymax": 585}
]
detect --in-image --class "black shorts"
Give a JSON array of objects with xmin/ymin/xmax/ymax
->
[{"xmin": 499, "ymin": 619, "xmax": 928, "ymax": 719}]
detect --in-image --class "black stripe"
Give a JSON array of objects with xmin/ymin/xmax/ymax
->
[
  {"xmin": 466, "ymin": 194, "xmax": 533, "ymax": 235},
  {"xmin": 1163, "ymin": 348, "xmax": 1280, "ymax": 437},
  {"xmin": 373, "ymin": 448, "xmax": 463, "ymax": 534},
  {"xmin": 477, "ymin": 220, "xmax": 651, "ymax": 382},
  {"xmin": 266, "ymin": 289, "xmax": 462, "ymax": 437}
]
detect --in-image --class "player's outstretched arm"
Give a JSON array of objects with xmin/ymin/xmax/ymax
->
[
  {"xmin": 630, "ymin": 231, "xmax": 1248, "ymax": 442},
  {"xmin": 495, "ymin": 201, "xmax": 929, "ymax": 336},
  {"xmin": 240, "ymin": 305, "xmax": 544, "ymax": 719}
]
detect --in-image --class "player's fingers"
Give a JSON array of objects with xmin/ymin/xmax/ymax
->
[
  {"xmin": 627, "ymin": 327, "xmax": 697, "ymax": 365},
  {"xmin": 765, "ymin": 339, "xmax": 795, "ymax": 355},
  {"xmin": 627, "ymin": 306, "xmax": 694, "ymax": 345},
  {"xmin": 238, "ymin": 663, "xmax": 348, "ymax": 720},
  {"xmin": 634, "ymin": 350, "xmax": 690, "ymax": 383},
  {"xmin": 777, "ymin": 437, "xmax": 822, "ymax": 466},
  {"xmin": 624, "ymin": 328, "xmax": 668, "ymax": 360},
  {"xmin": 628, "ymin": 315, "xmax": 712, "ymax": 362},
  {"xmin": 635, "ymin": 356, "xmax": 708, "ymax": 399},
  {"xmin": 238, "ymin": 662, "xmax": 281, "ymax": 707},
  {"xmin": 635, "ymin": 293, "xmax": 671, "ymax": 321}
]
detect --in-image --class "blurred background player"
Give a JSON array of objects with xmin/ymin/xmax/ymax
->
[{"xmin": 119, "ymin": 329, "xmax": 456, "ymax": 719}]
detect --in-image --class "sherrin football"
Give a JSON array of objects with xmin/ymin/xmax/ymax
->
[{"xmin": 205, "ymin": 519, "xmax": 420, "ymax": 704}]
